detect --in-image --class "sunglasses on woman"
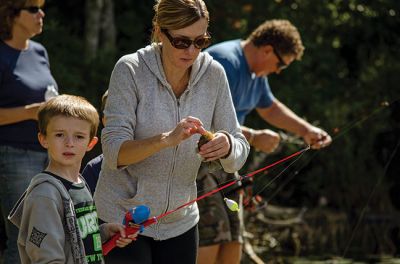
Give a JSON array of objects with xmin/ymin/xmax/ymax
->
[
  {"xmin": 20, "ymin": 6, "xmax": 42, "ymax": 14},
  {"xmin": 161, "ymin": 29, "xmax": 211, "ymax": 50}
]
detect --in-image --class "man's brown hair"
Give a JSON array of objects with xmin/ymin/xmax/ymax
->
[{"xmin": 247, "ymin": 19, "xmax": 305, "ymax": 60}]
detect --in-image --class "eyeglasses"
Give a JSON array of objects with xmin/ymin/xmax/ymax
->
[
  {"xmin": 273, "ymin": 48, "xmax": 288, "ymax": 70},
  {"xmin": 20, "ymin": 6, "xmax": 42, "ymax": 14},
  {"xmin": 161, "ymin": 29, "xmax": 211, "ymax": 50}
]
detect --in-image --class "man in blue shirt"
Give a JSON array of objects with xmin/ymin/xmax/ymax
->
[{"xmin": 197, "ymin": 19, "xmax": 332, "ymax": 264}]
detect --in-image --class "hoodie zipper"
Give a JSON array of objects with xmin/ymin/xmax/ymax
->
[
  {"xmin": 165, "ymin": 98, "xmax": 181, "ymax": 214},
  {"xmin": 155, "ymin": 91, "xmax": 182, "ymax": 239}
]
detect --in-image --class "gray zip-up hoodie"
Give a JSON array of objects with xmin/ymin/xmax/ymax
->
[
  {"xmin": 8, "ymin": 173, "xmax": 106, "ymax": 264},
  {"xmin": 94, "ymin": 44, "xmax": 249, "ymax": 240}
]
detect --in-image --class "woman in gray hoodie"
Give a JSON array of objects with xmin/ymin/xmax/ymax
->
[{"xmin": 94, "ymin": 0, "xmax": 250, "ymax": 263}]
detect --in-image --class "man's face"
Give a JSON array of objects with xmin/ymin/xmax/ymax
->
[{"xmin": 253, "ymin": 45, "xmax": 296, "ymax": 77}]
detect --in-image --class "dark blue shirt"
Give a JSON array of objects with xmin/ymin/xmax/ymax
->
[
  {"xmin": 81, "ymin": 154, "xmax": 103, "ymax": 195},
  {"xmin": 0, "ymin": 40, "xmax": 58, "ymax": 151},
  {"xmin": 205, "ymin": 40, "xmax": 275, "ymax": 124}
]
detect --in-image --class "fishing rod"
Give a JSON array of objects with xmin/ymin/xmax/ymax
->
[
  {"xmin": 243, "ymin": 99, "xmax": 395, "ymax": 208},
  {"xmin": 103, "ymin": 145, "xmax": 310, "ymax": 254}
]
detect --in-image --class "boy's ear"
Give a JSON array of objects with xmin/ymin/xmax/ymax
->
[
  {"xmin": 38, "ymin": 133, "xmax": 48, "ymax": 149},
  {"xmin": 87, "ymin": 137, "xmax": 98, "ymax": 152}
]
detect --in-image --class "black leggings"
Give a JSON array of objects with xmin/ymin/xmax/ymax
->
[{"xmin": 104, "ymin": 225, "xmax": 199, "ymax": 264}]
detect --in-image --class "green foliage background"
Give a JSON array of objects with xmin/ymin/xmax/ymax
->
[{"xmin": 36, "ymin": 0, "xmax": 400, "ymax": 219}]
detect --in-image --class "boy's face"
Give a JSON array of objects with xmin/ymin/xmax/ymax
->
[{"xmin": 38, "ymin": 116, "xmax": 98, "ymax": 169}]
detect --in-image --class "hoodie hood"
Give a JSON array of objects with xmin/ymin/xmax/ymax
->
[
  {"xmin": 137, "ymin": 44, "xmax": 213, "ymax": 90},
  {"xmin": 8, "ymin": 172, "xmax": 71, "ymax": 228}
]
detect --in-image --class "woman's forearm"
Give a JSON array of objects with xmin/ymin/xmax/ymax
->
[
  {"xmin": 117, "ymin": 133, "xmax": 171, "ymax": 166},
  {"xmin": 0, "ymin": 103, "xmax": 43, "ymax": 125}
]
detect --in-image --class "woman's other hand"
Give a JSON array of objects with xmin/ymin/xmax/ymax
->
[{"xmin": 198, "ymin": 132, "xmax": 230, "ymax": 161}]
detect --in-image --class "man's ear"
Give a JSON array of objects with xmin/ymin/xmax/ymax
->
[
  {"xmin": 38, "ymin": 133, "xmax": 48, "ymax": 149},
  {"xmin": 262, "ymin": 45, "xmax": 274, "ymax": 55},
  {"xmin": 87, "ymin": 137, "xmax": 98, "ymax": 152}
]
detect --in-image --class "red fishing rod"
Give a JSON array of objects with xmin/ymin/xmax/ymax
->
[{"xmin": 103, "ymin": 145, "xmax": 310, "ymax": 255}]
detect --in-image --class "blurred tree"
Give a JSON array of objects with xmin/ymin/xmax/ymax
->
[{"xmin": 84, "ymin": 0, "xmax": 116, "ymax": 61}]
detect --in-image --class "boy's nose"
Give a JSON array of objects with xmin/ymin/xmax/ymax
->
[{"xmin": 65, "ymin": 136, "xmax": 74, "ymax": 146}]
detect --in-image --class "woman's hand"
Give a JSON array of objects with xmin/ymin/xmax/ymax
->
[
  {"xmin": 198, "ymin": 132, "xmax": 230, "ymax": 161},
  {"xmin": 165, "ymin": 116, "xmax": 205, "ymax": 147},
  {"xmin": 0, "ymin": 102, "xmax": 44, "ymax": 125},
  {"xmin": 104, "ymin": 223, "xmax": 137, "ymax": 248}
]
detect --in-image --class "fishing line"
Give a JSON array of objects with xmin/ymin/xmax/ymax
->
[
  {"xmin": 342, "ymin": 136, "xmax": 400, "ymax": 258},
  {"xmin": 330, "ymin": 99, "xmax": 395, "ymax": 143},
  {"xmin": 243, "ymin": 148, "xmax": 309, "ymax": 208},
  {"xmin": 247, "ymin": 99, "xmax": 396, "ymax": 209},
  {"xmin": 159, "ymin": 146, "xmax": 310, "ymax": 220}
]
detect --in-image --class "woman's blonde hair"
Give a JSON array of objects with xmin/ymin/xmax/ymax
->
[{"xmin": 151, "ymin": 0, "xmax": 209, "ymax": 43}]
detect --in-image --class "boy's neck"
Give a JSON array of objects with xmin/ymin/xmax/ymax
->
[{"xmin": 45, "ymin": 163, "xmax": 82, "ymax": 183}]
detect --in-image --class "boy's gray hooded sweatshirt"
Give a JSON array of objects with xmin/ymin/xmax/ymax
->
[
  {"xmin": 8, "ymin": 173, "xmax": 103, "ymax": 264},
  {"xmin": 94, "ymin": 44, "xmax": 249, "ymax": 240}
]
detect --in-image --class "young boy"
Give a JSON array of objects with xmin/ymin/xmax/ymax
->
[{"xmin": 8, "ymin": 94, "xmax": 136, "ymax": 264}]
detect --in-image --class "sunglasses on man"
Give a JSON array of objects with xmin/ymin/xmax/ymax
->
[
  {"xmin": 20, "ymin": 6, "xmax": 42, "ymax": 14},
  {"xmin": 161, "ymin": 29, "xmax": 211, "ymax": 50},
  {"xmin": 273, "ymin": 48, "xmax": 288, "ymax": 70}
]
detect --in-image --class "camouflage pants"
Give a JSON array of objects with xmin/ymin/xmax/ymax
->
[{"xmin": 196, "ymin": 164, "xmax": 244, "ymax": 247}]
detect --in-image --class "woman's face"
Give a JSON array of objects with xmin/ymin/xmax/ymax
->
[
  {"xmin": 160, "ymin": 18, "xmax": 209, "ymax": 72},
  {"xmin": 13, "ymin": 4, "xmax": 45, "ymax": 39}
]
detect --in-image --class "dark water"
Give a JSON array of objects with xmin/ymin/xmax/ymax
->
[{"xmin": 266, "ymin": 256, "xmax": 400, "ymax": 264}]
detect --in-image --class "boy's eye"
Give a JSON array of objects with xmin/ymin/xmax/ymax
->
[
  {"xmin": 55, "ymin": 133, "xmax": 63, "ymax": 137},
  {"xmin": 76, "ymin": 135, "xmax": 86, "ymax": 139}
]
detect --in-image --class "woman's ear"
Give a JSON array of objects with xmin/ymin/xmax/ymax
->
[
  {"xmin": 154, "ymin": 26, "xmax": 163, "ymax": 43},
  {"xmin": 38, "ymin": 132, "xmax": 48, "ymax": 149},
  {"xmin": 87, "ymin": 137, "xmax": 98, "ymax": 152}
]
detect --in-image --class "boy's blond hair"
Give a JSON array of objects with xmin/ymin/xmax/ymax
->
[{"xmin": 38, "ymin": 94, "xmax": 99, "ymax": 139}]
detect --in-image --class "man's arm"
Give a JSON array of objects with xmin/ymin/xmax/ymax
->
[
  {"xmin": 256, "ymin": 99, "xmax": 331, "ymax": 149},
  {"xmin": 241, "ymin": 125, "xmax": 281, "ymax": 153}
]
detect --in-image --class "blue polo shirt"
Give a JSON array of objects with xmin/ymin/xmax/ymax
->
[
  {"xmin": 0, "ymin": 40, "xmax": 58, "ymax": 151},
  {"xmin": 205, "ymin": 39, "xmax": 274, "ymax": 124}
]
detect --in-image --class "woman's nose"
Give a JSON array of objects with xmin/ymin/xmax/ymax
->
[{"xmin": 38, "ymin": 8, "xmax": 45, "ymax": 18}]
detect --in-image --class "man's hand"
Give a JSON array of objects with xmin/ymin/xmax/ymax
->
[
  {"xmin": 302, "ymin": 126, "xmax": 332, "ymax": 149},
  {"xmin": 252, "ymin": 129, "xmax": 281, "ymax": 153}
]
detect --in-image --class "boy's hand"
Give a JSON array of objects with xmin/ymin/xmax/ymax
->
[{"xmin": 105, "ymin": 223, "xmax": 138, "ymax": 248}]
